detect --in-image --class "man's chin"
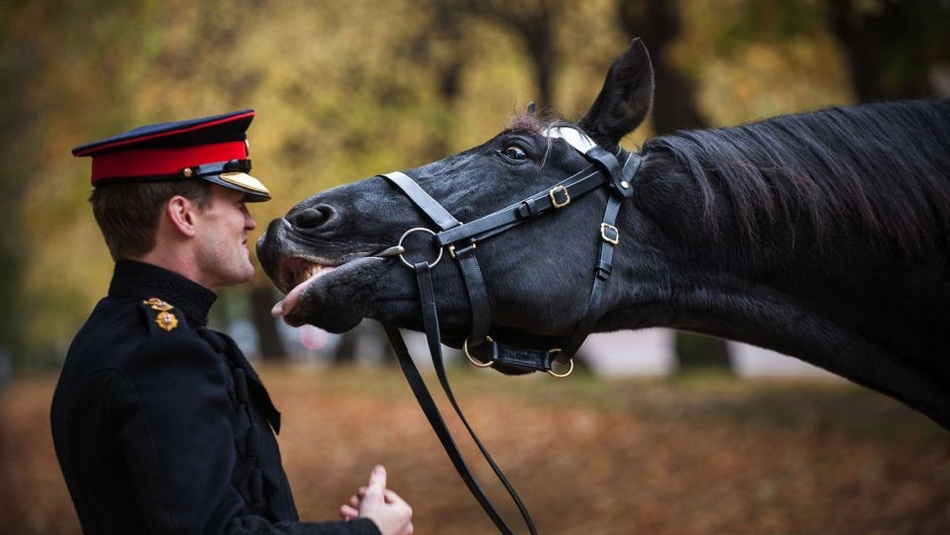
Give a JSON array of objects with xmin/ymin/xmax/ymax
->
[{"xmin": 209, "ymin": 264, "xmax": 256, "ymax": 289}]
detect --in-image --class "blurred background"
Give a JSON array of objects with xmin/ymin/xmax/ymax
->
[{"xmin": 2, "ymin": 0, "xmax": 950, "ymax": 533}]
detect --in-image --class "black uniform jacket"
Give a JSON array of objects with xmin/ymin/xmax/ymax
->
[{"xmin": 51, "ymin": 261, "xmax": 380, "ymax": 535}]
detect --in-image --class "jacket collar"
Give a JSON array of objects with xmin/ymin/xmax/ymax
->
[{"xmin": 109, "ymin": 260, "xmax": 217, "ymax": 325}]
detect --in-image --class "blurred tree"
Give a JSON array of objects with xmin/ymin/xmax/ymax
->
[
  {"xmin": 2, "ymin": 0, "xmax": 155, "ymax": 366},
  {"xmin": 444, "ymin": 0, "xmax": 565, "ymax": 109},
  {"xmin": 697, "ymin": 0, "xmax": 949, "ymax": 108},
  {"xmin": 432, "ymin": 0, "xmax": 592, "ymax": 108},
  {"xmin": 0, "ymin": 3, "xmax": 31, "ymax": 363},
  {"xmin": 828, "ymin": 0, "xmax": 950, "ymax": 101},
  {"xmin": 10, "ymin": 0, "xmax": 942, "ymax": 372},
  {"xmin": 251, "ymin": 286, "xmax": 287, "ymax": 360},
  {"xmin": 674, "ymin": 0, "xmax": 852, "ymax": 125},
  {"xmin": 619, "ymin": 0, "xmax": 708, "ymax": 132}
]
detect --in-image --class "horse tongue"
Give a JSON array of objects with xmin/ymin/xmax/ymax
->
[
  {"xmin": 270, "ymin": 266, "xmax": 336, "ymax": 318},
  {"xmin": 299, "ymin": 324, "xmax": 328, "ymax": 351},
  {"xmin": 268, "ymin": 273, "xmax": 330, "ymax": 350}
]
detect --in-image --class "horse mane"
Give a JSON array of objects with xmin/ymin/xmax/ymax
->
[{"xmin": 641, "ymin": 99, "xmax": 950, "ymax": 258}]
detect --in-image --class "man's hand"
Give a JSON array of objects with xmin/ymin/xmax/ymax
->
[{"xmin": 340, "ymin": 465, "xmax": 413, "ymax": 535}]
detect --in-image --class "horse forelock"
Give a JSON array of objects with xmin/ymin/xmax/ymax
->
[
  {"xmin": 505, "ymin": 113, "xmax": 589, "ymax": 139},
  {"xmin": 641, "ymin": 99, "xmax": 950, "ymax": 259},
  {"xmin": 505, "ymin": 112, "xmax": 548, "ymax": 134}
]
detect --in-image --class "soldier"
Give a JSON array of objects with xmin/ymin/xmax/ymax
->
[{"xmin": 51, "ymin": 110, "xmax": 413, "ymax": 535}]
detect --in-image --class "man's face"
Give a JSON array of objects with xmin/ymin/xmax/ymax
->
[{"xmin": 194, "ymin": 185, "xmax": 257, "ymax": 288}]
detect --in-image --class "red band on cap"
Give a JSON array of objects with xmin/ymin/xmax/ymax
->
[{"xmin": 90, "ymin": 141, "xmax": 248, "ymax": 183}]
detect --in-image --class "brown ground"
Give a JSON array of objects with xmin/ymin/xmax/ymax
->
[{"xmin": 2, "ymin": 365, "xmax": 949, "ymax": 535}]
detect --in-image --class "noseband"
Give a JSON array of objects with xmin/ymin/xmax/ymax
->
[{"xmin": 377, "ymin": 126, "xmax": 642, "ymax": 535}]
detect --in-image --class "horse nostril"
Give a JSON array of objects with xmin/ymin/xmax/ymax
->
[{"xmin": 286, "ymin": 205, "xmax": 337, "ymax": 230}]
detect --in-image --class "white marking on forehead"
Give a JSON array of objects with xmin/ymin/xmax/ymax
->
[{"xmin": 543, "ymin": 126, "xmax": 597, "ymax": 154}]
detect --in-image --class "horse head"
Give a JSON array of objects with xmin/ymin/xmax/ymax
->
[{"xmin": 257, "ymin": 39, "xmax": 655, "ymax": 363}]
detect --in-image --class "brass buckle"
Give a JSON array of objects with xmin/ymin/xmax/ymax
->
[
  {"xmin": 549, "ymin": 185, "xmax": 570, "ymax": 208},
  {"xmin": 448, "ymin": 242, "xmax": 475, "ymax": 260},
  {"xmin": 600, "ymin": 223, "xmax": 619, "ymax": 245}
]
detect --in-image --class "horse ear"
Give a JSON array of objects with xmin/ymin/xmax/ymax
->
[{"xmin": 578, "ymin": 38, "xmax": 655, "ymax": 148}]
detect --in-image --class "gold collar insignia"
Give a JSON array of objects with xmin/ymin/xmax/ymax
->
[{"xmin": 143, "ymin": 298, "xmax": 179, "ymax": 332}]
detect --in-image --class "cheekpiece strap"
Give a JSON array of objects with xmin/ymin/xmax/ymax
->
[
  {"xmin": 382, "ymin": 172, "xmax": 461, "ymax": 232},
  {"xmin": 381, "ymin": 171, "xmax": 490, "ymax": 344}
]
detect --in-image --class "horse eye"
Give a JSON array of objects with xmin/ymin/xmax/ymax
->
[{"xmin": 501, "ymin": 146, "xmax": 527, "ymax": 160}]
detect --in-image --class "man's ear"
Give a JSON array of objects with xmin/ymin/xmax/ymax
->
[{"xmin": 165, "ymin": 195, "xmax": 198, "ymax": 237}]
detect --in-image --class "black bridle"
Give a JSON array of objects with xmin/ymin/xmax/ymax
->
[{"xmin": 379, "ymin": 125, "xmax": 642, "ymax": 534}]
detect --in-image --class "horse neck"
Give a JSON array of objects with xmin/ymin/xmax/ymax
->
[
  {"xmin": 608, "ymin": 102, "xmax": 950, "ymax": 346},
  {"xmin": 604, "ymin": 133, "xmax": 950, "ymax": 429}
]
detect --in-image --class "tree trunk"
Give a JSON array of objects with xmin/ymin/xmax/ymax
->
[
  {"xmin": 618, "ymin": 0, "xmax": 707, "ymax": 132},
  {"xmin": 250, "ymin": 285, "xmax": 287, "ymax": 361},
  {"xmin": 829, "ymin": 0, "xmax": 935, "ymax": 102}
]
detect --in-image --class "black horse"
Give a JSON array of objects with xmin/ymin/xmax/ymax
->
[{"xmin": 258, "ymin": 39, "xmax": 950, "ymax": 430}]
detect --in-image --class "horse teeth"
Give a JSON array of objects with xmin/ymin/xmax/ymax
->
[
  {"xmin": 302, "ymin": 264, "xmax": 323, "ymax": 282},
  {"xmin": 290, "ymin": 262, "xmax": 331, "ymax": 287}
]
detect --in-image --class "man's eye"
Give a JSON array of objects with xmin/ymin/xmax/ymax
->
[{"xmin": 501, "ymin": 146, "xmax": 527, "ymax": 160}]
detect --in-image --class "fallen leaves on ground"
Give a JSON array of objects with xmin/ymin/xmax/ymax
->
[{"xmin": 2, "ymin": 365, "xmax": 948, "ymax": 535}]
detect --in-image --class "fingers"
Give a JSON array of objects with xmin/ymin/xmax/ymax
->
[
  {"xmin": 339, "ymin": 504, "xmax": 359, "ymax": 520},
  {"xmin": 345, "ymin": 465, "xmax": 414, "ymax": 535},
  {"xmin": 359, "ymin": 465, "xmax": 386, "ymax": 512},
  {"xmin": 341, "ymin": 488, "xmax": 362, "ymax": 520},
  {"xmin": 367, "ymin": 464, "xmax": 387, "ymax": 492},
  {"xmin": 355, "ymin": 484, "xmax": 404, "ymax": 504}
]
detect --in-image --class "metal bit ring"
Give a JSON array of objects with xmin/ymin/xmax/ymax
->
[{"xmin": 397, "ymin": 227, "xmax": 443, "ymax": 269}]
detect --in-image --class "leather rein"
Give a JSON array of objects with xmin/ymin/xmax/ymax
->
[{"xmin": 379, "ymin": 126, "xmax": 642, "ymax": 534}]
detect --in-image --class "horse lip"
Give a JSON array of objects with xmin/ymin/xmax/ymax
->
[{"xmin": 276, "ymin": 248, "xmax": 394, "ymax": 294}]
